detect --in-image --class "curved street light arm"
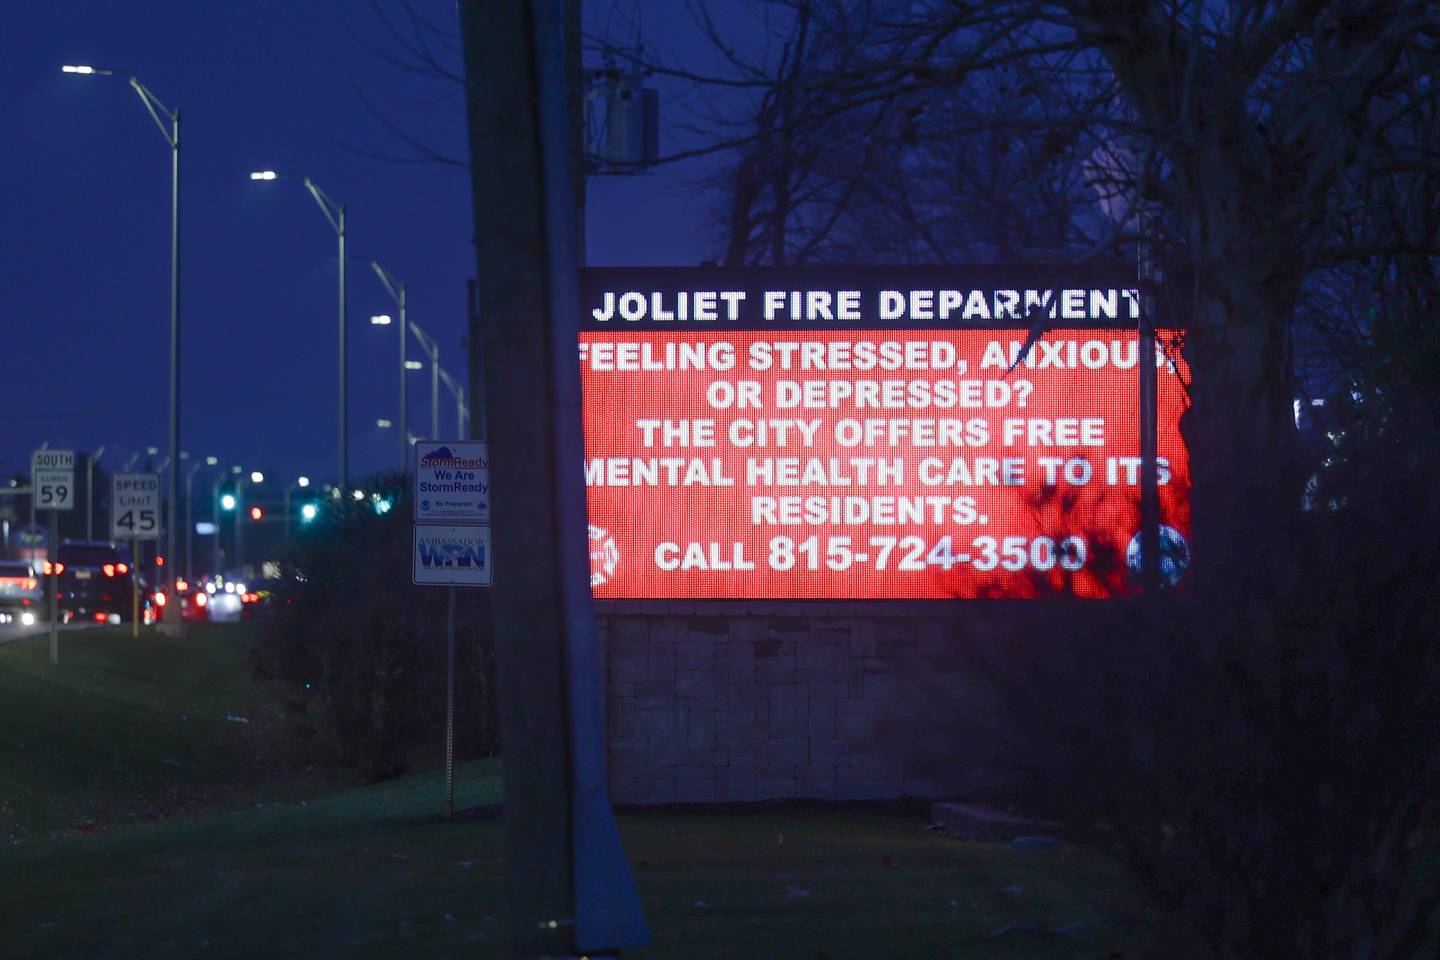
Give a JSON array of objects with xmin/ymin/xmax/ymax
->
[
  {"xmin": 408, "ymin": 320, "xmax": 439, "ymax": 358},
  {"xmin": 368, "ymin": 260, "xmax": 404, "ymax": 306},
  {"xmin": 128, "ymin": 77, "xmax": 177, "ymax": 147},
  {"xmin": 302, "ymin": 177, "xmax": 343, "ymax": 235}
]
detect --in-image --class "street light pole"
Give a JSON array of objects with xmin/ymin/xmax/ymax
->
[
  {"xmin": 64, "ymin": 65, "xmax": 182, "ymax": 582},
  {"xmin": 368, "ymin": 262, "xmax": 408, "ymax": 471},
  {"xmin": 438, "ymin": 368, "xmax": 469, "ymax": 439},
  {"xmin": 431, "ymin": 340, "xmax": 440, "ymax": 439},
  {"xmin": 408, "ymin": 321, "xmax": 442, "ymax": 439},
  {"xmin": 305, "ymin": 180, "xmax": 347, "ymax": 490},
  {"xmin": 87, "ymin": 446, "xmax": 105, "ymax": 540},
  {"xmin": 186, "ymin": 457, "xmax": 215, "ymax": 580},
  {"xmin": 153, "ymin": 84, "xmax": 181, "ymax": 597},
  {"xmin": 235, "ymin": 471, "xmax": 263, "ymax": 576},
  {"xmin": 212, "ymin": 468, "xmax": 235, "ymax": 575},
  {"xmin": 283, "ymin": 476, "xmax": 310, "ymax": 542},
  {"xmin": 249, "ymin": 172, "xmax": 348, "ymax": 488}
]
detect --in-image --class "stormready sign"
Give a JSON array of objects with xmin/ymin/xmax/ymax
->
[
  {"xmin": 412, "ymin": 440, "xmax": 491, "ymax": 588},
  {"xmin": 413, "ymin": 441, "xmax": 490, "ymax": 523}
]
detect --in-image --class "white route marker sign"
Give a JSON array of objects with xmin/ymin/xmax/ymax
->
[
  {"xmin": 414, "ymin": 441, "xmax": 490, "ymax": 523},
  {"xmin": 32, "ymin": 449, "xmax": 76, "ymax": 511},
  {"xmin": 111, "ymin": 473, "xmax": 162, "ymax": 539}
]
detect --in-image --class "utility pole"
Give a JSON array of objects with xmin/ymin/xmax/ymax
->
[
  {"xmin": 1138, "ymin": 208, "xmax": 1161, "ymax": 597},
  {"xmin": 459, "ymin": 2, "xmax": 646, "ymax": 955}
]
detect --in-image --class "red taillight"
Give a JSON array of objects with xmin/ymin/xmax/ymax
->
[
  {"xmin": 175, "ymin": 578, "xmax": 189, "ymax": 592},
  {"xmin": 23, "ymin": 578, "xmax": 37, "ymax": 591},
  {"xmin": 117, "ymin": 563, "xmax": 129, "ymax": 575},
  {"xmin": 103, "ymin": 563, "xmax": 116, "ymax": 577},
  {"xmin": 154, "ymin": 591, "xmax": 167, "ymax": 607},
  {"xmin": 43, "ymin": 561, "xmax": 65, "ymax": 575},
  {"xmin": 93, "ymin": 612, "xmax": 107, "ymax": 623}
]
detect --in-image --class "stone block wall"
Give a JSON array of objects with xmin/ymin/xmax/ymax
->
[{"xmin": 599, "ymin": 604, "xmax": 1033, "ymax": 805}]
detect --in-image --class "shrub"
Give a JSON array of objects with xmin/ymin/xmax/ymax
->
[
  {"xmin": 971, "ymin": 391, "xmax": 1440, "ymax": 957},
  {"xmin": 252, "ymin": 474, "xmax": 498, "ymax": 781}
]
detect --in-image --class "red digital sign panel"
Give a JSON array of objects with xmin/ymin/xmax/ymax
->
[{"xmin": 580, "ymin": 267, "xmax": 1190, "ymax": 599}]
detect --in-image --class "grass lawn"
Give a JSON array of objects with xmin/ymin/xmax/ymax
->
[
  {"xmin": 0, "ymin": 626, "xmax": 1140, "ymax": 959},
  {"xmin": 0, "ymin": 624, "xmax": 294, "ymax": 840}
]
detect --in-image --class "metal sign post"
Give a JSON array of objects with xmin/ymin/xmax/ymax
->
[
  {"xmin": 49, "ymin": 512, "xmax": 59, "ymax": 663},
  {"xmin": 33, "ymin": 449, "xmax": 75, "ymax": 665},
  {"xmin": 112, "ymin": 474, "xmax": 162, "ymax": 638},
  {"xmin": 446, "ymin": 585, "xmax": 457, "ymax": 817},
  {"xmin": 412, "ymin": 439, "xmax": 491, "ymax": 818}
]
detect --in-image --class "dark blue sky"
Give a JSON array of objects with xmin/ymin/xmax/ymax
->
[{"xmin": 2, "ymin": 1, "xmax": 719, "ymax": 488}]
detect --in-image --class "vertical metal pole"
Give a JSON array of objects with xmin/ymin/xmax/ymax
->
[
  {"xmin": 446, "ymin": 584, "xmax": 456, "ymax": 819},
  {"xmin": 212, "ymin": 479, "xmax": 221, "ymax": 574},
  {"xmin": 458, "ymin": 1, "xmax": 646, "ymax": 950},
  {"xmin": 431, "ymin": 344, "xmax": 440, "ymax": 440},
  {"xmin": 338, "ymin": 209, "xmax": 348, "ymax": 490},
  {"xmin": 457, "ymin": 387, "xmax": 466, "ymax": 440},
  {"xmin": 235, "ymin": 482, "xmax": 244, "ymax": 576},
  {"xmin": 132, "ymin": 537, "xmax": 140, "ymax": 638},
  {"xmin": 185, "ymin": 469, "xmax": 194, "ymax": 581},
  {"xmin": 167, "ymin": 111, "xmax": 181, "ymax": 601},
  {"xmin": 284, "ymin": 486, "xmax": 292, "ymax": 542},
  {"xmin": 1139, "ymin": 209, "xmax": 1161, "ymax": 597},
  {"xmin": 467, "ymin": 279, "xmax": 486, "ymax": 444},
  {"xmin": 399, "ymin": 285, "xmax": 408, "ymax": 471},
  {"xmin": 86, "ymin": 458, "xmax": 95, "ymax": 541},
  {"xmin": 49, "ymin": 511, "xmax": 58, "ymax": 664}
]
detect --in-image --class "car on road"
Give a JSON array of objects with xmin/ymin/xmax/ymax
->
[
  {"xmin": 204, "ymin": 581, "xmax": 246, "ymax": 623},
  {"xmin": 0, "ymin": 560, "xmax": 44, "ymax": 626},
  {"xmin": 160, "ymin": 578, "xmax": 212, "ymax": 623},
  {"xmin": 53, "ymin": 541, "xmax": 151, "ymax": 624}
]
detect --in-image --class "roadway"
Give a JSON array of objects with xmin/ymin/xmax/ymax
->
[{"xmin": 0, "ymin": 619, "xmax": 109, "ymax": 646}]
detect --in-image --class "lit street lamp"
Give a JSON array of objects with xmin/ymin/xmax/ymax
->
[
  {"xmin": 65, "ymin": 65, "xmax": 183, "ymax": 616},
  {"xmin": 249, "ymin": 171, "xmax": 348, "ymax": 488}
]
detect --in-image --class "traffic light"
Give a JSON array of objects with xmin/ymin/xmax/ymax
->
[
  {"xmin": 249, "ymin": 505, "xmax": 264, "ymax": 521},
  {"xmin": 300, "ymin": 503, "xmax": 319, "ymax": 523},
  {"xmin": 221, "ymin": 493, "xmax": 237, "ymax": 511}
]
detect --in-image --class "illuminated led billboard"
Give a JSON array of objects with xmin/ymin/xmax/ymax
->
[{"xmin": 580, "ymin": 267, "xmax": 1189, "ymax": 599}]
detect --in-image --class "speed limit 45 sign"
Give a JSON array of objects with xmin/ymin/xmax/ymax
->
[
  {"xmin": 112, "ymin": 474, "xmax": 162, "ymax": 539},
  {"xmin": 32, "ymin": 449, "xmax": 76, "ymax": 511}
]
